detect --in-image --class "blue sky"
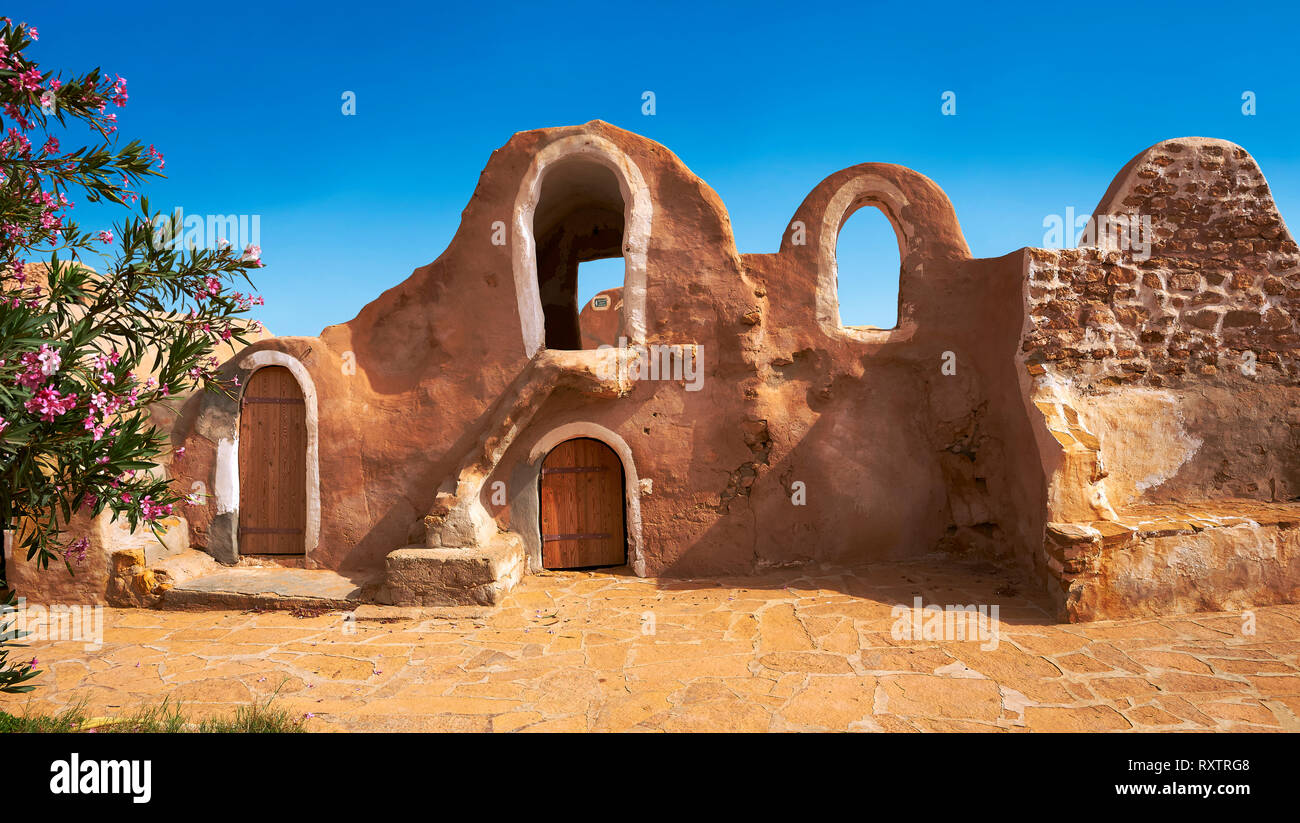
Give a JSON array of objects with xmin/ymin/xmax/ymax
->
[{"xmin": 13, "ymin": 0, "xmax": 1299, "ymax": 334}]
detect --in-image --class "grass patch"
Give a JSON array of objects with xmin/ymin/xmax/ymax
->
[{"xmin": 0, "ymin": 695, "xmax": 305, "ymax": 733}]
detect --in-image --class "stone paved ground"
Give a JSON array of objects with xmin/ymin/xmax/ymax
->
[{"xmin": 4, "ymin": 560, "xmax": 1299, "ymax": 731}]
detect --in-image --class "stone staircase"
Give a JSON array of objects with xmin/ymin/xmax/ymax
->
[{"xmin": 376, "ymin": 346, "xmax": 630, "ymax": 606}]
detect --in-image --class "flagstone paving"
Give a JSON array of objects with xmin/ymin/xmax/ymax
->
[{"xmin": 5, "ymin": 560, "xmax": 1299, "ymax": 732}]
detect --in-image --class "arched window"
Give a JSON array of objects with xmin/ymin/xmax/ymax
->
[
  {"xmin": 512, "ymin": 134, "xmax": 652, "ymax": 359},
  {"xmin": 532, "ymin": 159, "xmax": 626, "ymax": 350},
  {"xmin": 834, "ymin": 203, "xmax": 901, "ymax": 330}
]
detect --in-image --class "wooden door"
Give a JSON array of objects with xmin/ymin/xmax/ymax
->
[
  {"xmin": 539, "ymin": 438, "xmax": 626, "ymax": 569},
  {"xmin": 238, "ymin": 366, "xmax": 307, "ymax": 555}
]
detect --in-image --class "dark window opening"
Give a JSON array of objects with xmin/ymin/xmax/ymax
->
[{"xmin": 533, "ymin": 160, "xmax": 626, "ymax": 350}]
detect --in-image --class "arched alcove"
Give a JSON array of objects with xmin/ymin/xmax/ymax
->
[
  {"xmin": 511, "ymin": 134, "xmax": 652, "ymax": 358},
  {"xmin": 533, "ymin": 159, "xmax": 626, "ymax": 350}
]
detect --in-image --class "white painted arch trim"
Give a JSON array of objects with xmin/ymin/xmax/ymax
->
[
  {"xmin": 217, "ymin": 350, "xmax": 322, "ymax": 559},
  {"xmin": 528, "ymin": 422, "xmax": 645, "ymax": 576},
  {"xmin": 817, "ymin": 175, "xmax": 913, "ymax": 343},
  {"xmin": 512, "ymin": 134, "xmax": 653, "ymax": 358}
]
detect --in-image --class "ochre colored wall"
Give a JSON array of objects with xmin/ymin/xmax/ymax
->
[{"xmin": 161, "ymin": 124, "xmax": 1298, "ymax": 598}]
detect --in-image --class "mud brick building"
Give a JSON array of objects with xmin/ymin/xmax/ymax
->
[{"xmin": 12, "ymin": 123, "xmax": 1300, "ymax": 622}]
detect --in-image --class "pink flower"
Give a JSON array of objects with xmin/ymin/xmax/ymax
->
[
  {"xmin": 83, "ymin": 415, "xmax": 105, "ymax": 441},
  {"xmin": 240, "ymin": 244, "xmax": 262, "ymax": 263},
  {"xmin": 36, "ymin": 344, "xmax": 61, "ymax": 376},
  {"xmin": 64, "ymin": 538, "xmax": 88, "ymax": 564},
  {"xmin": 110, "ymin": 76, "xmax": 128, "ymax": 107},
  {"xmin": 24, "ymin": 387, "xmax": 77, "ymax": 421},
  {"xmin": 7, "ymin": 67, "xmax": 40, "ymax": 93},
  {"xmin": 97, "ymin": 230, "xmax": 113, "ymax": 244},
  {"xmin": 139, "ymin": 496, "xmax": 174, "ymax": 521}
]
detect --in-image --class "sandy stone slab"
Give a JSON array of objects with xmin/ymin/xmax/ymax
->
[{"xmin": 4, "ymin": 568, "xmax": 1298, "ymax": 732}]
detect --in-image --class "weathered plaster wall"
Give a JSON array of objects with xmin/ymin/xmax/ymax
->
[
  {"xmin": 1017, "ymin": 138, "xmax": 1300, "ymax": 619},
  {"xmin": 153, "ymin": 125, "xmax": 1300, "ymax": 622},
  {"xmin": 1021, "ymin": 138, "xmax": 1300, "ymax": 517}
]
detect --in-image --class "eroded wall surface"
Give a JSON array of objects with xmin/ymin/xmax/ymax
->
[{"xmin": 1020, "ymin": 138, "xmax": 1300, "ymax": 619}]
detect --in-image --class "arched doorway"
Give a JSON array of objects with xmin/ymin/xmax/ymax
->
[
  {"xmin": 539, "ymin": 437, "xmax": 627, "ymax": 569},
  {"xmin": 238, "ymin": 366, "xmax": 307, "ymax": 555}
]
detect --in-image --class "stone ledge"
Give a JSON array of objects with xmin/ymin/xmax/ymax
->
[
  {"xmin": 159, "ymin": 566, "xmax": 375, "ymax": 611},
  {"xmin": 379, "ymin": 536, "xmax": 525, "ymax": 607},
  {"xmin": 1042, "ymin": 499, "xmax": 1300, "ymax": 622}
]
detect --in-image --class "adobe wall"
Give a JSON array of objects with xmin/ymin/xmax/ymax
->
[
  {"xmin": 17, "ymin": 122, "xmax": 1300, "ymax": 623},
  {"xmin": 736, "ymin": 169, "xmax": 1034, "ymax": 572},
  {"xmin": 167, "ymin": 121, "xmax": 1030, "ymax": 579},
  {"xmin": 141, "ymin": 125, "xmax": 1300, "ymax": 622}
]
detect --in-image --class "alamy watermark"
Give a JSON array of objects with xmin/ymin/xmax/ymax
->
[
  {"xmin": 1043, "ymin": 207, "xmax": 1152, "ymax": 261},
  {"xmin": 595, "ymin": 337, "xmax": 704, "ymax": 391},
  {"xmin": 50, "ymin": 754, "xmax": 151, "ymax": 804},
  {"xmin": 1, "ymin": 597, "xmax": 104, "ymax": 650},
  {"xmin": 890, "ymin": 597, "xmax": 1000, "ymax": 651},
  {"xmin": 150, "ymin": 207, "xmax": 261, "ymax": 253}
]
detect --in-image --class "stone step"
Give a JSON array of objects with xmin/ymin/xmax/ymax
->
[
  {"xmin": 1042, "ymin": 499, "xmax": 1300, "ymax": 621},
  {"xmin": 379, "ymin": 534, "xmax": 525, "ymax": 607},
  {"xmin": 160, "ymin": 567, "xmax": 380, "ymax": 611}
]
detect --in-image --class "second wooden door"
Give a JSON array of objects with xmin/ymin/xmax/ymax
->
[{"xmin": 539, "ymin": 437, "xmax": 626, "ymax": 569}]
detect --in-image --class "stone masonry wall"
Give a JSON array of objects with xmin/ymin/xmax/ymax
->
[
  {"xmin": 1021, "ymin": 138, "xmax": 1300, "ymax": 515},
  {"xmin": 1019, "ymin": 138, "xmax": 1300, "ymax": 619},
  {"xmin": 1023, "ymin": 141, "xmax": 1300, "ymax": 390}
]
